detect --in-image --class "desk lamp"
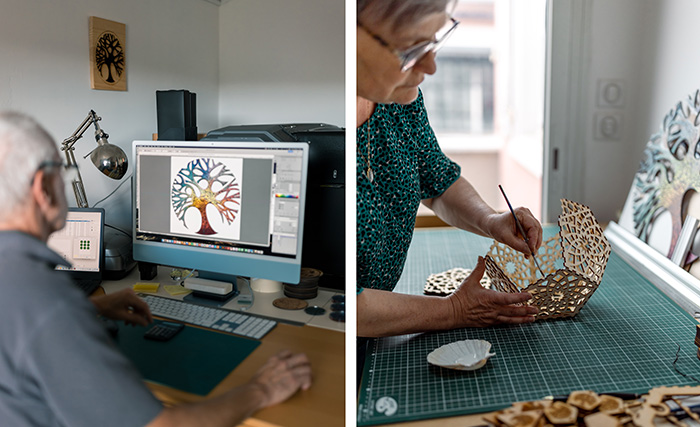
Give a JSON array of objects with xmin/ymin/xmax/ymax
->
[
  {"xmin": 61, "ymin": 110, "xmax": 133, "ymax": 278},
  {"xmin": 60, "ymin": 109, "xmax": 128, "ymax": 207}
]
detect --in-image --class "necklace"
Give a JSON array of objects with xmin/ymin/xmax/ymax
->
[{"xmin": 360, "ymin": 119, "xmax": 374, "ymax": 183}]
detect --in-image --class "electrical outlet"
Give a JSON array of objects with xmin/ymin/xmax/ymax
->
[
  {"xmin": 594, "ymin": 112, "xmax": 623, "ymax": 141},
  {"xmin": 597, "ymin": 79, "xmax": 625, "ymax": 108}
]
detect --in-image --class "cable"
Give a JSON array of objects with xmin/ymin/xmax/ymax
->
[
  {"xmin": 179, "ymin": 269, "xmax": 196, "ymax": 286},
  {"xmin": 92, "ymin": 173, "xmax": 132, "ymax": 208},
  {"xmin": 673, "ymin": 344, "xmax": 700, "ymax": 383}
]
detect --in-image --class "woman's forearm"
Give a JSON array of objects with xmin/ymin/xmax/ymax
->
[{"xmin": 357, "ymin": 288, "xmax": 455, "ymax": 337}]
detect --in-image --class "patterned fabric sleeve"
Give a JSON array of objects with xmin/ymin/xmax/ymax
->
[
  {"xmin": 356, "ymin": 90, "xmax": 462, "ymax": 295},
  {"xmin": 410, "ymin": 91, "xmax": 461, "ymax": 199}
]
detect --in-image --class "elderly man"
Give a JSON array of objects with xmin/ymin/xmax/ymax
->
[{"xmin": 0, "ymin": 111, "xmax": 312, "ymax": 426}]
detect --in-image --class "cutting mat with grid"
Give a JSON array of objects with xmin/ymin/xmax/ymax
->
[{"xmin": 357, "ymin": 227, "xmax": 700, "ymax": 425}]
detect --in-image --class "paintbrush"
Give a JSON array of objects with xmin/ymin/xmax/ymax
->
[{"xmin": 498, "ymin": 185, "xmax": 545, "ymax": 278}]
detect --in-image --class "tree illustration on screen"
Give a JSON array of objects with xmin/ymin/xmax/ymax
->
[
  {"xmin": 172, "ymin": 158, "xmax": 241, "ymax": 235},
  {"xmin": 95, "ymin": 32, "xmax": 124, "ymax": 84}
]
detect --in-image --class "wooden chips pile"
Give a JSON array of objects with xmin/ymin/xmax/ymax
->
[
  {"xmin": 483, "ymin": 390, "xmax": 628, "ymax": 427},
  {"xmin": 484, "ymin": 387, "xmax": 700, "ymax": 427}
]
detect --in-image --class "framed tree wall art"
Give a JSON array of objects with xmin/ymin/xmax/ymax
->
[{"xmin": 89, "ymin": 17, "xmax": 126, "ymax": 91}]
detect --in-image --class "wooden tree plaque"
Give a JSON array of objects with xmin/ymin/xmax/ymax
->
[{"xmin": 89, "ymin": 17, "xmax": 126, "ymax": 91}]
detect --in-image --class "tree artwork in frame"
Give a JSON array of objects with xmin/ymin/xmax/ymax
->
[{"xmin": 89, "ymin": 17, "xmax": 126, "ymax": 91}]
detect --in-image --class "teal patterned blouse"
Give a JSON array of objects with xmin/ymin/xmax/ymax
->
[{"xmin": 357, "ymin": 91, "xmax": 461, "ymax": 293}]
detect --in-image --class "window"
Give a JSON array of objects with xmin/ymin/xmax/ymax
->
[
  {"xmin": 419, "ymin": 0, "xmax": 546, "ymax": 221},
  {"xmin": 422, "ymin": 55, "xmax": 494, "ymax": 133}
]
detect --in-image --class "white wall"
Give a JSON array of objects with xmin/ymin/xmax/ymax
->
[
  {"xmin": 0, "ymin": 0, "xmax": 346, "ymax": 231},
  {"xmin": 635, "ymin": 0, "xmax": 700, "ymax": 147},
  {"xmin": 547, "ymin": 0, "xmax": 700, "ymax": 223},
  {"xmin": 579, "ymin": 0, "xmax": 651, "ymax": 222},
  {"xmin": 0, "ymin": 0, "xmax": 220, "ymax": 230},
  {"xmin": 218, "ymin": 0, "xmax": 345, "ymax": 127}
]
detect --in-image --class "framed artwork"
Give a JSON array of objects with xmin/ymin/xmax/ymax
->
[
  {"xmin": 618, "ymin": 89, "xmax": 700, "ymax": 262},
  {"xmin": 89, "ymin": 17, "xmax": 126, "ymax": 91}
]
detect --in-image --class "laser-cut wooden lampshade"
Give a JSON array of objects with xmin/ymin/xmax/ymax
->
[{"xmin": 485, "ymin": 199, "xmax": 611, "ymax": 320}]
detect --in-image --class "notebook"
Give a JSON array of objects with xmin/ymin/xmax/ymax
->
[{"xmin": 47, "ymin": 207, "xmax": 105, "ymax": 295}]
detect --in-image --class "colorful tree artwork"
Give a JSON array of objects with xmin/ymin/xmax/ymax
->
[
  {"xmin": 171, "ymin": 158, "xmax": 241, "ymax": 235},
  {"xmin": 632, "ymin": 90, "xmax": 700, "ymax": 257}
]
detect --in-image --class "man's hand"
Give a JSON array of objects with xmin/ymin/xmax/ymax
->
[
  {"xmin": 486, "ymin": 207, "xmax": 543, "ymax": 257},
  {"xmin": 90, "ymin": 288, "xmax": 153, "ymax": 326},
  {"xmin": 447, "ymin": 257, "xmax": 538, "ymax": 327},
  {"xmin": 250, "ymin": 351, "xmax": 312, "ymax": 408}
]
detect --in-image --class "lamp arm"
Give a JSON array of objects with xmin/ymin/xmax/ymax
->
[
  {"xmin": 63, "ymin": 148, "xmax": 89, "ymax": 208},
  {"xmin": 61, "ymin": 110, "xmax": 101, "ymax": 152},
  {"xmin": 61, "ymin": 110, "xmax": 102, "ymax": 208}
]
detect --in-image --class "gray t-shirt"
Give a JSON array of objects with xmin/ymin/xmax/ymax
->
[{"xmin": 0, "ymin": 231, "xmax": 162, "ymax": 426}]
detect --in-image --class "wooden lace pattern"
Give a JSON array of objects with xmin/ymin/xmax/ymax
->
[
  {"xmin": 486, "ymin": 199, "xmax": 611, "ymax": 320},
  {"xmin": 558, "ymin": 199, "xmax": 611, "ymax": 284}
]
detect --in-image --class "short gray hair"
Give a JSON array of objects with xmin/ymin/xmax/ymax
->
[
  {"xmin": 358, "ymin": 0, "xmax": 456, "ymax": 32},
  {"xmin": 0, "ymin": 111, "xmax": 57, "ymax": 220}
]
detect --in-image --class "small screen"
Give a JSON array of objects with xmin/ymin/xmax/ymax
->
[
  {"xmin": 47, "ymin": 209, "xmax": 103, "ymax": 272},
  {"xmin": 132, "ymin": 141, "xmax": 308, "ymax": 282}
]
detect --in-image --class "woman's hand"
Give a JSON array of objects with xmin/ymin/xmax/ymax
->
[
  {"xmin": 446, "ymin": 257, "xmax": 538, "ymax": 327},
  {"xmin": 90, "ymin": 288, "xmax": 153, "ymax": 326},
  {"xmin": 486, "ymin": 207, "xmax": 543, "ymax": 257}
]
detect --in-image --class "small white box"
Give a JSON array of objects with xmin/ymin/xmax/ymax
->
[{"xmin": 183, "ymin": 277, "xmax": 233, "ymax": 295}]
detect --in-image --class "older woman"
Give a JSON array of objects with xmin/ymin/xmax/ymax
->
[{"xmin": 357, "ymin": 0, "xmax": 542, "ymax": 338}]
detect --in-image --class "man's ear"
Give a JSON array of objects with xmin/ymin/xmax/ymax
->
[{"xmin": 31, "ymin": 169, "xmax": 52, "ymax": 208}]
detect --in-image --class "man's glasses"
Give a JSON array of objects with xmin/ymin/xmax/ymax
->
[
  {"xmin": 359, "ymin": 17, "xmax": 460, "ymax": 72},
  {"xmin": 37, "ymin": 160, "xmax": 79, "ymax": 183}
]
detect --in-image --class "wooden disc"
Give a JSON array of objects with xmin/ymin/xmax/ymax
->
[{"xmin": 273, "ymin": 297, "xmax": 308, "ymax": 310}]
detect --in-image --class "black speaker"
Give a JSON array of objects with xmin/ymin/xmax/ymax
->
[{"xmin": 156, "ymin": 90, "xmax": 197, "ymax": 141}]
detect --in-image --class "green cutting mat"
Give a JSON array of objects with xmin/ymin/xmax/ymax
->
[
  {"xmin": 357, "ymin": 226, "xmax": 700, "ymax": 425},
  {"xmin": 115, "ymin": 320, "xmax": 260, "ymax": 396}
]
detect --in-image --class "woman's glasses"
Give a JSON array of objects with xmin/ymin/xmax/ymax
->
[{"xmin": 359, "ymin": 17, "xmax": 460, "ymax": 72}]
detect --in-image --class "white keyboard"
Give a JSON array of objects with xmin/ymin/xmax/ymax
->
[{"xmin": 139, "ymin": 294, "xmax": 276, "ymax": 340}]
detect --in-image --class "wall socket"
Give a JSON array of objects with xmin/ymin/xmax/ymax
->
[
  {"xmin": 594, "ymin": 112, "xmax": 623, "ymax": 141},
  {"xmin": 597, "ymin": 79, "xmax": 625, "ymax": 108}
]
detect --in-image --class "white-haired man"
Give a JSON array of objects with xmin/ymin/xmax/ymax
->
[{"xmin": 0, "ymin": 111, "xmax": 312, "ymax": 426}]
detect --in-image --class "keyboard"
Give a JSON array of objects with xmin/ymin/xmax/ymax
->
[{"xmin": 139, "ymin": 294, "xmax": 277, "ymax": 340}]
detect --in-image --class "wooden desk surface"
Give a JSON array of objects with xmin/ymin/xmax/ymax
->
[
  {"xmin": 97, "ymin": 269, "xmax": 345, "ymax": 427},
  {"xmin": 148, "ymin": 323, "xmax": 345, "ymax": 427}
]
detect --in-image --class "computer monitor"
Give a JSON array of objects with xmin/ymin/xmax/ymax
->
[
  {"xmin": 47, "ymin": 207, "xmax": 105, "ymax": 293},
  {"xmin": 202, "ymin": 123, "xmax": 345, "ymax": 290},
  {"xmin": 131, "ymin": 140, "xmax": 308, "ymax": 286}
]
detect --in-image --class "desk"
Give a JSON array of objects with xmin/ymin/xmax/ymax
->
[
  {"xmin": 357, "ymin": 226, "xmax": 700, "ymax": 426},
  {"xmin": 101, "ymin": 266, "xmax": 345, "ymax": 427}
]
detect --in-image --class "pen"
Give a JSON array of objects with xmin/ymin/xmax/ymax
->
[{"xmin": 498, "ymin": 185, "xmax": 545, "ymax": 277}]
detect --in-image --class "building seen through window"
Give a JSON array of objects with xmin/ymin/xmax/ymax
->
[{"xmin": 420, "ymin": 0, "xmax": 546, "ymax": 221}]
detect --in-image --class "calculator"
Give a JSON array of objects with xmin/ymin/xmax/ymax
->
[{"xmin": 144, "ymin": 321, "xmax": 184, "ymax": 341}]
